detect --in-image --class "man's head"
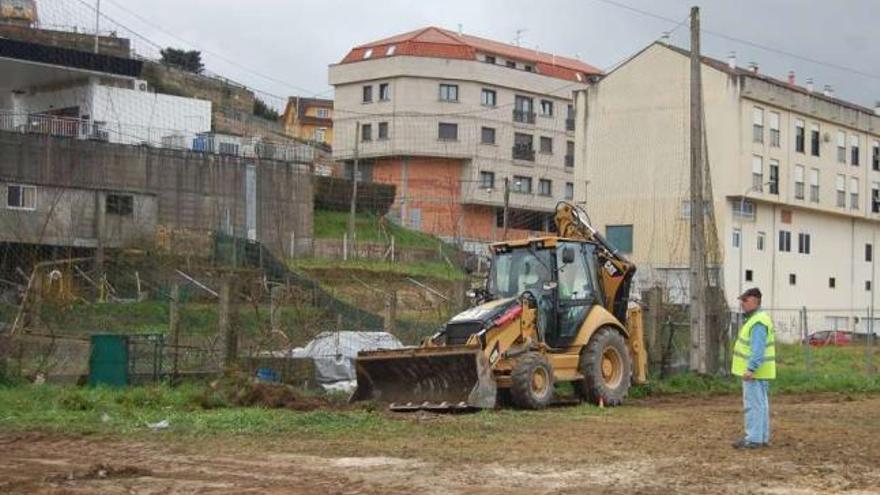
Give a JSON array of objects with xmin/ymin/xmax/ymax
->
[{"xmin": 738, "ymin": 287, "xmax": 762, "ymax": 313}]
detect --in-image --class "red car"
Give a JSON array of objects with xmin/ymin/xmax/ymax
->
[{"xmin": 804, "ymin": 330, "xmax": 852, "ymax": 346}]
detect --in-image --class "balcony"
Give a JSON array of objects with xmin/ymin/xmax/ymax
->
[
  {"xmin": 566, "ymin": 118, "xmax": 575, "ymax": 131},
  {"xmin": 512, "ymin": 145, "xmax": 535, "ymax": 162},
  {"xmin": 564, "ymin": 155, "xmax": 574, "ymax": 168},
  {"xmin": 512, "ymin": 110, "xmax": 536, "ymax": 124}
]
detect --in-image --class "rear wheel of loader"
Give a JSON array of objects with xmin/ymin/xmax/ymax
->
[
  {"xmin": 510, "ymin": 352, "xmax": 554, "ymax": 410},
  {"xmin": 577, "ymin": 327, "xmax": 632, "ymax": 406}
]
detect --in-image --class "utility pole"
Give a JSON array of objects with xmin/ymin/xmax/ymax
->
[
  {"xmin": 347, "ymin": 122, "xmax": 360, "ymax": 258},
  {"xmin": 688, "ymin": 6, "xmax": 709, "ymax": 374},
  {"xmin": 94, "ymin": 0, "xmax": 101, "ymax": 54},
  {"xmin": 502, "ymin": 177, "xmax": 510, "ymax": 240}
]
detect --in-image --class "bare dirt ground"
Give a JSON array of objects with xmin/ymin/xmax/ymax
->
[{"xmin": 1, "ymin": 394, "xmax": 879, "ymax": 495}]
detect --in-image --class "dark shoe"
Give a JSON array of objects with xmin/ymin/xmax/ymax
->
[{"xmin": 731, "ymin": 439, "xmax": 763, "ymax": 449}]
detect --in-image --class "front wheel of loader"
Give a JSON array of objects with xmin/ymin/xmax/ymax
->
[
  {"xmin": 577, "ymin": 327, "xmax": 632, "ymax": 406},
  {"xmin": 510, "ymin": 352, "xmax": 554, "ymax": 410}
]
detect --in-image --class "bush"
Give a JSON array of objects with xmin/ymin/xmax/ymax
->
[{"xmin": 313, "ymin": 176, "xmax": 396, "ymax": 214}]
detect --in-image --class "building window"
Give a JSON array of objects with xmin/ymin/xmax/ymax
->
[
  {"xmin": 514, "ymin": 95, "xmax": 535, "ymax": 124},
  {"xmin": 752, "ymin": 107, "xmax": 764, "ymax": 143},
  {"xmin": 873, "ymin": 182, "xmax": 880, "ymax": 213},
  {"xmin": 438, "ymin": 122, "xmax": 458, "ymax": 141},
  {"xmin": 6, "ymin": 184, "xmax": 36, "ymax": 210},
  {"xmin": 362, "ymin": 85, "xmax": 373, "ymax": 103},
  {"xmin": 851, "ymin": 177, "xmax": 860, "ymax": 210},
  {"xmin": 809, "ymin": 168, "xmax": 820, "ymax": 203},
  {"xmin": 829, "ymin": 277, "xmax": 836, "ymax": 289},
  {"xmin": 106, "ymin": 194, "xmax": 134, "ymax": 216},
  {"xmin": 794, "ymin": 165, "xmax": 805, "ymax": 200},
  {"xmin": 316, "ymin": 108, "xmax": 330, "ymax": 118},
  {"xmin": 524, "ymin": 65, "xmax": 534, "ymax": 72},
  {"xmin": 565, "ymin": 182, "xmax": 574, "ymax": 200},
  {"xmin": 769, "ymin": 161, "xmax": 779, "ymax": 195},
  {"xmin": 481, "ymin": 126, "xmax": 496, "ymax": 145},
  {"xmin": 757, "ymin": 231, "xmax": 766, "ymax": 251},
  {"xmin": 733, "ymin": 200, "xmax": 755, "ymax": 219},
  {"xmin": 873, "ymin": 141, "xmax": 880, "ymax": 171},
  {"xmin": 565, "ymin": 141, "xmax": 575, "ymax": 168},
  {"xmin": 377, "ymin": 122, "xmax": 389, "ymax": 140},
  {"xmin": 745, "ymin": 270, "xmax": 754, "ymax": 282},
  {"xmin": 795, "ymin": 119, "xmax": 805, "ymax": 153},
  {"xmin": 513, "ymin": 133, "xmax": 535, "ymax": 161},
  {"xmin": 538, "ymin": 179, "xmax": 552, "ymax": 196},
  {"xmin": 379, "ymin": 83, "xmax": 390, "ymax": 101},
  {"xmin": 836, "ymin": 174, "xmax": 846, "ymax": 207},
  {"xmin": 606, "ymin": 225, "xmax": 634, "ymax": 254},
  {"xmin": 386, "ymin": 45, "xmax": 397, "ymax": 56},
  {"xmin": 837, "ymin": 131, "xmax": 846, "ymax": 163},
  {"xmin": 798, "ymin": 232, "xmax": 811, "ymax": 254},
  {"xmin": 866, "ymin": 243, "xmax": 873, "ymax": 262},
  {"xmin": 778, "ymin": 230, "xmax": 792, "ymax": 252},
  {"xmin": 867, "ymin": 280, "xmax": 873, "ymax": 292},
  {"xmin": 769, "ymin": 111, "xmax": 780, "ymax": 147},
  {"xmin": 480, "ymin": 171, "xmax": 495, "ymax": 190},
  {"xmin": 485, "ymin": 55, "xmax": 496, "ymax": 64},
  {"xmin": 315, "ymin": 128, "xmax": 327, "ymax": 142},
  {"xmin": 540, "ymin": 136, "xmax": 553, "ymax": 154},
  {"xmin": 540, "ymin": 100, "xmax": 554, "ymax": 117},
  {"xmin": 439, "ymin": 84, "xmax": 459, "ymax": 102},
  {"xmin": 512, "ymin": 176, "xmax": 532, "ymax": 194},
  {"xmin": 361, "ymin": 123, "xmax": 372, "ymax": 142},
  {"xmin": 789, "ymin": 273, "xmax": 797, "ymax": 286},
  {"xmin": 481, "ymin": 88, "xmax": 497, "ymax": 107},
  {"xmin": 850, "ymin": 135, "xmax": 860, "ymax": 166},
  {"xmin": 752, "ymin": 155, "xmax": 764, "ymax": 191},
  {"xmin": 506, "ymin": 60, "xmax": 516, "ymax": 68},
  {"xmin": 732, "ymin": 228, "xmax": 741, "ymax": 248},
  {"xmin": 566, "ymin": 105, "xmax": 575, "ymax": 131},
  {"xmin": 810, "ymin": 123, "xmax": 820, "ymax": 156}
]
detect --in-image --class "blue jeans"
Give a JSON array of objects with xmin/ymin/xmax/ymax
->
[{"xmin": 742, "ymin": 379, "xmax": 770, "ymax": 444}]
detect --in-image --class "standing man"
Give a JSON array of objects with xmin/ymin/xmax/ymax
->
[{"xmin": 731, "ymin": 287, "xmax": 776, "ymax": 449}]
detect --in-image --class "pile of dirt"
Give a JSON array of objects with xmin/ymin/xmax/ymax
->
[
  {"xmin": 206, "ymin": 373, "xmax": 333, "ymax": 412},
  {"xmin": 47, "ymin": 463, "xmax": 152, "ymax": 482}
]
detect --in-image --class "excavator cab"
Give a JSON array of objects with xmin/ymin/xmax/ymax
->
[{"xmin": 351, "ymin": 202, "xmax": 648, "ymax": 411}]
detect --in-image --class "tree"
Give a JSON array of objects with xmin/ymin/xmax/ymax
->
[
  {"xmin": 160, "ymin": 48, "xmax": 204, "ymax": 74},
  {"xmin": 253, "ymin": 97, "xmax": 280, "ymax": 121}
]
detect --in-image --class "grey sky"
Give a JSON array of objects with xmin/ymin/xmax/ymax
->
[{"xmin": 54, "ymin": 0, "xmax": 880, "ymax": 109}]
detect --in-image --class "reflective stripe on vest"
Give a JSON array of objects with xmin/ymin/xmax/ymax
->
[{"xmin": 730, "ymin": 310, "xmax": 777, "ymax": 379}]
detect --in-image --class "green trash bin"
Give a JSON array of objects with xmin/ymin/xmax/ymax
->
[{"xmin": 89, "ymin": 335, "xmax": 129, "ymax": 387}]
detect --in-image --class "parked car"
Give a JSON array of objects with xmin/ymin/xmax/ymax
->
[{"xmin": 804, "ymin": 330, "xmax": 852, "ymax": 346}]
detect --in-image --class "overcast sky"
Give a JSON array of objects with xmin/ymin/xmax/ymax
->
[{"xmin": 51, "ymin": 0, "xmax": 880, "ymax": 109}]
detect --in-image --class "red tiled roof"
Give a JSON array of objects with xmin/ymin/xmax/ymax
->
[{"xmin": 340, "ymin": 26, "xmax": 602, "ymax": 82}]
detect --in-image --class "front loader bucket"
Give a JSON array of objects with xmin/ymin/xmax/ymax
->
[{"xmin": 350, "ymin": 346, "xmax": 497, "ymax": 411}]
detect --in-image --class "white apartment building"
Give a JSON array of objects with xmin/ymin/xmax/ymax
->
[
  {"xmin": 330, "ymin": 27, "xmax": 598, "ymax": 247},
  {"xmin": 574, "ymin": 42, "xmax": 879, "ymax": 341}
]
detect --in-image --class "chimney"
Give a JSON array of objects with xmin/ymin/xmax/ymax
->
[
  {"xmin": 748, "ymin": 62, "xmax": 759, "ymax": 74},
  {"xmin": 787, "ymin": 71, "xmax": 796, "ymax": 85},
  {"xmin": 806, "ymin": 78, "xmax": 814, "ymax": 93},
  {"xmin": 727, "ymin": 51, "xmax": 736, "ymax": 70},
  {"xmin": 457, "ymin": 24, "xmax": 463, "ymax": 36},
  {"xmin": 823, "ymin": 85, "xmax": 834, "ymax": 98}
]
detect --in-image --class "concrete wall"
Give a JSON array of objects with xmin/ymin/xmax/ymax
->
[
  {"xmin": 0, "ymin": 25, "xmax": 131, "ymax": 58},
  {"xmin": 0, "ymin": 131, "xmax": 314, "ymax": 258}
]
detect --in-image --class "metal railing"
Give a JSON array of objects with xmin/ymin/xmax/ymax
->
[
  {"xmin": 512, "ymin": 145, "xmax": 535, "ymax": 162},
  {"xmin": 512, "ymin": 110, "xmax": 536, "ymax": 124}
]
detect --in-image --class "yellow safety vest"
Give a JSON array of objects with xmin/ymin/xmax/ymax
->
[{"xmin": 731, "ymin": 311, "xmax": 776, "ymax": 379}]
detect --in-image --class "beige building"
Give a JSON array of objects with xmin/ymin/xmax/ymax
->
[
  {"xmin": 574, "ymin": 42, "xmax": 880, "ymax": 342},
  {"xmin": 329, "ymin": 27, "xmax": 598, "ymax": 249}
]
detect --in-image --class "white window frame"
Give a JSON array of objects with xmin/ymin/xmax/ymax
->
[
  {"xmin": 752, "ymin": 155, "xmax": 763, "ymax": 190},
  {"xmin": 6, "ymin": 184, "xmax": 37, "ymax": 211},
  {"xmin": 836, "ymin": 174, "xmax": 846, "ymax": 207},
  {"xmin": 752, "ymin": 107, "xmax": 764, "ymax": 143},
  {"xmin": 732, "ymin": 228, "xmax": 742, "ymax": 249},
  {"xmin": 851, "ymin": 177, "xmax": 860, "ymax": 210},
  {"xmin": 850, "ymin": 135, "xmax": 860, "ymax": 165},
  {"xmin": 439, "ymin": 84, "xmax": 459, "ymax": 102},
  {"xmin": 768, "ymin": 111, "xmax": 780, "ymax": 147},
  {"xmin": 481, "ymin": 88, "xmax": 497, "ymax": 107},
  {"xmin": 837, "ymin": 131, "xmax": 846, "ymax": 163},
  {"xmin": 809, "ymin": 168, "xmax": 820, "ymax": 203},
  {"xmin": 794, "ymin": 165, "xmax": 805, "ymax": 200},
  {"xmin": 757, "ymin": 231, "xmax": 766, "ymax": 251}
]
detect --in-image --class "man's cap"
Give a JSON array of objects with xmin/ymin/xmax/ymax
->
[{"xmin": 738, "ymin": 287, "xmax": 762, "ymax": 300}]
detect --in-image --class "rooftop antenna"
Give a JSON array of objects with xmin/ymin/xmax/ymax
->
[{"xmin": 513, "ymin": 28, "xmax": 526, "ymax": 47}]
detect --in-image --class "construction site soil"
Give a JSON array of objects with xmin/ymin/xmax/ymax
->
[{"xmin": 1, "ymin": 393, "xmax": 878, "ymax": 494}]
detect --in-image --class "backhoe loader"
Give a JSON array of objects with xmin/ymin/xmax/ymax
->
[{"xmin": 350, "ymin": 202, "xmax": 648, "ymax": 410}]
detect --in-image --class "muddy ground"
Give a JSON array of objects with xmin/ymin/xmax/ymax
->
[{"xmin": 1, "ymin": 394, "xmax": 879, "ymax": 495}]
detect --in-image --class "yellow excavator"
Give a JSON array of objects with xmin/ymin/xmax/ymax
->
[{"xmin": 351, "ymin": 202, "xmax": 648, "ymax": 410}]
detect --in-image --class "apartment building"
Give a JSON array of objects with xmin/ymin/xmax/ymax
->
[
  {"xmin": 574, "ymin": 42, "xmax": 880, "ymax": 341},
  {"xmin": 329, "ymin": 26, "xmax": 599, "ymax": 249}
]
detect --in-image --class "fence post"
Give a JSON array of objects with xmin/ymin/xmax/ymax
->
[
  {"xmin": 383, "ymin": 291, "xmax": 397, "ymax": 334},
  {"xmin": 645, "ymin": 287, "xmax": 663, "ymax": 374},
  {"xmin": 866, "ymin": 306, "xmax": 874, "ymax": 374},
  {"xmin": 801, "ymin": 306, "xmax": 811, "ymax": 374},
  {"xmin": 270, "ymin": 285, "xmax": 285, "ymax": 334},
  {"xmin": 219, "ymin": 276, "xmax": 237, "ymax": 369},
  {"xmin": 169, "ymin": 283, "xmax": 181, "ymax": 382}
]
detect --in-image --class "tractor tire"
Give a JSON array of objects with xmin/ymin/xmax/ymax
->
[
  {"xmin": 577, "ymin": 326, "xmax": 632, "ymax": 406},
  {"xmin": 509, "ymin": 352, "xmax": 555, "ymax": 410}
]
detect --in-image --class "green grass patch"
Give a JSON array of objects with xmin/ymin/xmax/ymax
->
[
  {"xmin": 313, "ymin": 210, "xmax": 451, "ymax": 250},
  {"xmin": 633, "ymin": 344, "xmax": 880, "ymax": 398},
  {"xmin": 292, "ymin": 258, "xmax": 467, "ymax": 282}
]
